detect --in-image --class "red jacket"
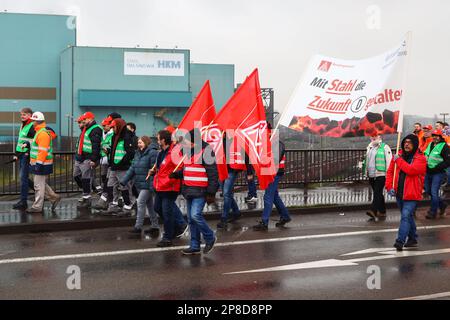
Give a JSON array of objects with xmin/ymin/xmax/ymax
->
[
  {"xmin": 385, "ymin": 150, "xmax": 426, "ymax": 201},
  {"xmin": 153, "ymin": 144, "xmax": 182, "ymax": 192}
]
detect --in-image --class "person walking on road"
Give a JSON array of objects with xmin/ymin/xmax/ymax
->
[
  {"xmin": 364, "ymin": 132, "xmax": 392, "ymax": 221},
  {"xmin": 423, "ymin": 130, "xmax": 450, "ymax": 219},
  {"xmin": 385, "ymin": 134, "xmax": 426, "ymax": 251},
  {"xmin": 26, "ymin": 112, "xmax": 61, "ymax": 213}
]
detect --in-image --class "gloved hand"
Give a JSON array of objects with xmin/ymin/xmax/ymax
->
[
  {"xmin": 206, "ymin": 194, "xmax": 216, "ymax": 205},
  {"xmin": 387, "ymin": 189, "xmax": 396, "ymax": 197}
]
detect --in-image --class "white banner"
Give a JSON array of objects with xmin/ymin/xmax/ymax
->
[
  {"xmin": 124, "ymin": 51, "xmax": 185, "ymax": 76},
  {"xmin": 279, "ymin": 35, "xmax": 410, "ymax": 137}
]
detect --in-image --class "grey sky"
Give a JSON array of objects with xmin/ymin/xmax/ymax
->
[{"xmin": 1, "ymin": 0, "xmax": 449, "ymax": 117}]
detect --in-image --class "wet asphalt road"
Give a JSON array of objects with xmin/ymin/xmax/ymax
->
[{"xmin": 0, "ymin": 207, "xmax": 449, "ymax": 300}]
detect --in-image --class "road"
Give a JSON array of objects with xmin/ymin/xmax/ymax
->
[{"xmin": 0, "ymin": 207, "xmax": 449, "ymax": 300}]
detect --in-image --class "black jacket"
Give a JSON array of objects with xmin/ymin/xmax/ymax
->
[
  {"xmin": 75, "ymin": 120, "xmax": 102, "ymax": 163},
  {"xmin": 109, "ymin": 128, "xmax": 137, "ymax": 171},
  {"xmin": 172, "ymin": 141, "xmax": 219, "ymax": 199},
  {"xmin": 277, "ymin": 140, "xmax": 286, "ymax": 176},
  {"xmin": 426, "ymin": 142, "xmax": 450, "ymax": 174}
]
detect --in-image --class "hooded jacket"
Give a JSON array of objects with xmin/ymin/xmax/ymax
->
[
  {"xmin": 120, "ymin": 142, "xmax": 159, "ymax": 190},
  {"xmin": 385, "ymin": 134, "xmax": 427, "ymax": 201},
  {"xmin": 109, "ymin": 118, "xmax": 137, "ymax": 171}
]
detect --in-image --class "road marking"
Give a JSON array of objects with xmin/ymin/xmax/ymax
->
[
  {"xmin": 341, "ymin": 248, "xmax": 394, "ymax": 256},
  {"xmin": 225, "ymin": 248, "xmax": 450, "ymax": 275},
  {"xmin": 397, "ymin": 291, "xmax": 450, "ymax": 300},
  {"xmin": 0, "ymin": 225, "xmax": 449, "ymax": 265}
]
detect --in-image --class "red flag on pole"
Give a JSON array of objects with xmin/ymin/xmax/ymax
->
[
  {"xmin": 177, "ymin": 80, "xmax": 228, "ymax": 181},
  {"xmin": 215, "ymin": 69, "xmax": 275, "ymax": 189}
]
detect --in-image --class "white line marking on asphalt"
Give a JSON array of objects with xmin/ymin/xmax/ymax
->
[
  {"xmin": 341, "ymin": 248, "xmax": 395, "ymax": 256},
  {"xmin": 397, "ymin": 291, "xmax": 450, "ymax": 300},
  {"xmin": 0, "ymin": 225, "xmax": 449, "ymax": 265}
]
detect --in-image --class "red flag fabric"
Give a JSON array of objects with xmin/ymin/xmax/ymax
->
[
  {"xmin": 177, "ymin": 80, "xmax": 228, "ymax": 181},
  {"xmin": 215, "ymin": 69, "xmax": 275, "ymax": 189}
]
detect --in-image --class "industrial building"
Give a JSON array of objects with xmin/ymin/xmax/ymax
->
[{"xmin": 0, "ymin": 12, "xmax": 235, "ymax": 145}]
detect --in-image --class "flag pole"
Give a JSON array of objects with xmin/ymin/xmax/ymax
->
[{"xmin": 392, "ymin": 31, "xmax": 412, "ymax": 189}]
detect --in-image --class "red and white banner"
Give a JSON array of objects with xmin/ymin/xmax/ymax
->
[{"xmin": 279, "ymin": 34, "xmax": 410, "ymax": 137}]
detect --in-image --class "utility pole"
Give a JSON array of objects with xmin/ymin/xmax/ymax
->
[{"xmin": 440, "ymin": 113, "xmax": 449, "ymax": 123}]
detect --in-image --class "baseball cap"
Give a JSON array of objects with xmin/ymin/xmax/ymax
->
[{"xmin": 83, "ymin": 111, "xmax": 95, "ymax": 120}]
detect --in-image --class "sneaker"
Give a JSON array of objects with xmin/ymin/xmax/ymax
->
[
  {"xmin": 157, "ymin": 240, "xmax": 173, "ymax": 248},
  {"xmin": 174, "ymin": 224, "xmax": 189, "ymax": 238},
  {"xmin": 26, "ymin": 207, "xmax": 43, "ymax": 214},
  {"xmin": 439, "ymin": 203, "xmax": 447, "ymax": 217},
  {"xmin": 76, "ymin": 197, "xmax": 91, "ymax": 209},
  {"xmin": 252, "ymin": 221, "xmax": 268, "ymax": 231},
  {"xmin": 228, "ymin": 213, "xmax": 242, "ymax": 223},
  {"xmin": 181, "ymin": 247, "xmax": 201, "ymax": 255},
  {"xmin": 404, "ymin": 239, "xmax": 418, "ymax": 248},
  {"xmin": 51, "ymin": 195, "xmax": 61, "ymax": 212},
  {"xmin": 393, "ymin": 241, "xmax": 404, "ymax": 252},
  {"xmin": 203, "ymin": 236, "xmax": 217, "ymax": 254},
  {"xmin": 12, "ymin": 200, "xmax": 28, "ymax": 210},
  {"xmin": 129, "ymin": 227, "xmax": 142, "ymax": 234},
  {"xmin": 245, "ymin": 196, "xmax": 257, "ymax": 203},
  {"xmin": 275, "ymin": 217, "xmax": 292, "ymax": 227},
  {"xmin": 145, "ymin": 228, "xmax": 160, "ymax": 238},
  {"xmin": 216, "ymin": 220, "xmax": 228, "ymax": 229}
]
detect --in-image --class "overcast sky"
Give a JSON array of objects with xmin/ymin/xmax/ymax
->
[{"xmin": 1, "ymin": 0, "xmax": 449, "ymax": 117}]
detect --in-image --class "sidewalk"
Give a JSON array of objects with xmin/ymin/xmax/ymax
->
[{"xmin": 0, "ymin": 183, "xmax": 447, "ymax": 234}]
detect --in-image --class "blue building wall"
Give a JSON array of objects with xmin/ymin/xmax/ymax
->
[{"xmin": 0, "ymin": 13, "xmax": 76, "ymax": 139}]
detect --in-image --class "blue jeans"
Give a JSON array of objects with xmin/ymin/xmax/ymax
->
[
  {"xmin": 261, "ymin": 174, "xmax": 290, "ymax": 225},
  {"xmin": 247, "ymin": 177, "xmax": 257, "ymax": 198},
  {"xmin": 19, "ymin": 154, "xmax": 30, "ymax": 202},
  {"xmin": 154, "ymin": 193, "xmax": 179, "ymax": 241},
  {"xmin": 173, "ymin": 201, "xmax": 187, "ymax": 227},
  {"xmin": 396, "ymin": 198, "xmax": 418, "ymax": 244},
  {"xmin": 222, "ymin": 171, "xmax": 240, "ymax": 221},
  {"xmin": 424, "ymin": 172, "xmax": 445, "ymax": 215},
  {"xmin": 186, "ymin": 197, "xmax": 214, "ymax": 250}
]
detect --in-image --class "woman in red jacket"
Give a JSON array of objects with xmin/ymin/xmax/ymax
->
[{"xmin": 385, "ymin": 134, "xmax": 427, "ymax": 251}]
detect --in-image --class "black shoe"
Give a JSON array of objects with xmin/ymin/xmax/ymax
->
[
  {"xmin": 404, "ymin": 239, "xmax": 418, "ymax": 248},
  {"xmin": 204, "ymin": 236, "xmax": 217, "ymax": 254},
  {"xmin": 174, "ymin": 224, "xmax": 188, "ymax": 238},
  {"xmin": 157, "ymin": 240, "xmax": 173, "ymax": 248},
  {"xmin": 393, "ymin": 241, "xmax": 403, "ymax": 252},
  {"xmin": 216, "ymin": 221, "xmax": 228, "ymax": 229},
  {"xmin": 12, "ymin": 201, "xmax": 28, "ymax": 210},
  {"xmin": 245, "ymin": 196, "xmax": 257, "ymax": 203},
  {"xmin": 439, "ymin": 203, "xmax": 448, "ymax": 216},
  {"xmin": 275, "ymin": 217, "xmax": 292, "ymax": 227},
  {"xmin": 366, "ymin": 210, "xmax": 378, "ymax": 220},
  {"xmin": 129, "ymin": 227, "xmax": 142, "ymax": 234},
  {"xmin": 145, "ymin": 228, "xmax": 160, "ymax": 238},
  {"xmin": 228, "ymin": 213, "xmax": 242, "ymax": 223},
  {"xmin": 252, "ymin": 221, "xmax": 268, "ymax": 231},
  {"xmin": 181, "ymin": 247, "xmax": 201, "ymax": 255}
]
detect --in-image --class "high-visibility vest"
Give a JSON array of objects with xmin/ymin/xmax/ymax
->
[
  {"xmin": 77, "ymin": 124, "xmax": 101, "ymax": 154},
  {"xmin": 183, "ymin": 152, "xmax": 208, "ymax": 188},
  {"xmin": 113, "ymin": 140, "xmax": 127, "ymax": 165},
  {"xmin": 101, "ymin": 130, "xmax": 113, "ymax": 157},
  {"xmin": 279, "ymin": 154, "xmax": 286, "ymax": 170},
  {"xmin": 16, "ymin": 122, "xmax": 34, "ymax": 153},
  {"xmin": 375, "ymin": 143, "xmax": 387, "ymax": 172},
  {"xmin": 30, "ymin": 128, "xmax": 53, "ymax": 165},
  {"xmin": 229, "ymin": 137, "xmax": 246, "ymax": 171},
  {"xmin": 424, "ymin": 142, "xmax": 446, "ymax": 169}
]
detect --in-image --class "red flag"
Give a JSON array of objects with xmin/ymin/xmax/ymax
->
[
  {"xmin": 215, "ymin": 69, "xmax": 275, "ymax": 189},
  {"xmin": 177, "ymin": 80, "xmax": 228, "ymax": 181}
]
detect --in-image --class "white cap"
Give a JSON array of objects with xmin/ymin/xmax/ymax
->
[{"xmin": 31, "ymin": 112, "xmax": 45, "ymax": 121}]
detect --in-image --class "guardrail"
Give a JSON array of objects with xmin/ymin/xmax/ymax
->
[{"xmin": 0, "ymin": 149, "xmax": 368, "ymax": 196}]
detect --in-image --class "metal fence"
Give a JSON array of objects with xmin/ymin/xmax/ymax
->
[{"xmin": 0, "ymin": 149, "xmax": 368, "ymax": 196}]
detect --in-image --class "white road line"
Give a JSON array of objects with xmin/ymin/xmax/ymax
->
[
  {"xmin": 0, "ymin": 225, "xmax": 449, "ymax": 265},
  {"xmin": 397, "ymin": 291, "xmax": 450, "ymax": 300}
]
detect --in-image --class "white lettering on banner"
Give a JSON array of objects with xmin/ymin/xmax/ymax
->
[
  {"xmin": 124, "ymin": 52, "xmax": 185, "ymax": 76},
  {"xmin": 280, "ymin": 34, "xmax": 410, "ymax": 137}
]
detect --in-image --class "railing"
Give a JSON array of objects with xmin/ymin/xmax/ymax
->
[{"xmin": 0, "ymin": 149, "xmax": 368, "ymax": 196}]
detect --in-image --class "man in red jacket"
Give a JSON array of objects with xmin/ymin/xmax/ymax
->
[{"xmin": 385, "ymin": 134, "xmax": 427, "ymax": 251}]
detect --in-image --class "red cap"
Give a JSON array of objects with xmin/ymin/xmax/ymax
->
[
  {"xmin": 76, "ymin": 115, "xmax": 85, "ymax": 123},
  {"xmin": 432, "ymin": 130, "xmax": 443, "ymax": 137},
  {"xmin": 101, "ymin": 116, "xmax": 113, "ymax": 126},
  {"xmin": 165, "ymin": 125, "xmax": 176, "ymax": 134},
  {"xmin": 83, "ymin": 111, "xmax": 95, "ymax": 120},
  {"xmin": 423, "ymin": 125, "xmax": 433, "ymax": 131}
]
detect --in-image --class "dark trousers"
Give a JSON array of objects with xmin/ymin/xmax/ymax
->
[
  {"xmin": 19, "ymin": 154, "xmax": 31, "ymax": 202},
  {"xmin": 369, "ymin": 176, "xmax": 386, "ymax": 214}
]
